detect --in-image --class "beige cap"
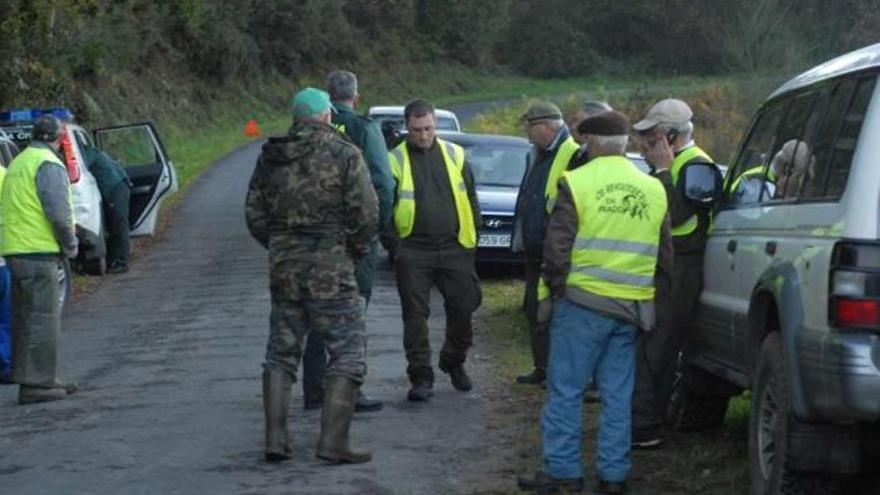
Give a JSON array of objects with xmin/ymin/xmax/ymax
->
[{"xmin": 632, "ymin": 98, "xmax": 692, "ymax": 131}]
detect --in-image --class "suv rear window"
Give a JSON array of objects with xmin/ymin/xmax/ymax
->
[{"xmin": 726, "ymin": 72, "xmax": 877, "ymax": 205}]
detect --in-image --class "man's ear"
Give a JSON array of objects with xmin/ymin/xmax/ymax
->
[{"xmin": 353, "ymin": 94, "xmax": 360, "ymax": 109}]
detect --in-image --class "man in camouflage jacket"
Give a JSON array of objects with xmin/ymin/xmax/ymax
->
[{"xmin": 245, "ymin": 87, "xmax": 378, "ymax": 464}]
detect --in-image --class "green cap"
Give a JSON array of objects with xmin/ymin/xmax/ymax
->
[
  {"xmin": 521, "ymin": 101, "xmax": 563, "ymax": 123},
  {"xmin": 290, "ymin": 87, "xmax": 332, "ymax": 119}
]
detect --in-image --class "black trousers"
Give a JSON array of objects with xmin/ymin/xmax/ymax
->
[
  {"xmin": 104, "ymin": 183, "xmax": 131, "ymax": 267},
  {"xmin": 395, "ymin": 244, "xmax": 481, "ymax": 384},
  {"xmin": 522, "ymin": 256, "xmax": 548, "ymax": 373},
  {"xmin": 632, "ymin": 251, "xmax": 704, "ymax": 431}
]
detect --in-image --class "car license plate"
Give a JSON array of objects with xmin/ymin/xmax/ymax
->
[{"xmin": 478, "ymin": 234, "xmax": 511, "ymax": 248}]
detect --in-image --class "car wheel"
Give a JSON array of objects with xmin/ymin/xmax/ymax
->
[
  {"xmin": 667, "ymin": 362, "xmax": 732, "ymax": 432},
  {"xmin": 749, "ymin": 333, "xmax": 840, "ymax": 495},
  {"xmin": 83, "ymin": 255, "xmax": 106, "ymax": 276}
]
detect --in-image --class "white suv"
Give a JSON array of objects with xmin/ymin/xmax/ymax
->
[
  {"xmin": 0, "ymin": 109, "xmax": 177, "ymax": 278},
  {"xmin": 674, "ymin": 45, "xmax": 880, "ymax": 494}
]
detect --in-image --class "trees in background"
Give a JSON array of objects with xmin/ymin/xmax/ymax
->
[{"xmin": 0, "ymin": 0, "xmax": 874, "ymax": 122}]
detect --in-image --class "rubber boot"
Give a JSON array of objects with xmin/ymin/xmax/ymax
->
[
  {"xmin": 315, "ymin": 376, "xmax": 372, "ymax": 464},
  {"xmin": 262, "ymin": 368, "xmax": 293, "ymax": 462}
]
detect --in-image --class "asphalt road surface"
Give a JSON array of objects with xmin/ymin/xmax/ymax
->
[{"xmin": 0, "ymin": 140, "xmax": 501, "ymax": 495}]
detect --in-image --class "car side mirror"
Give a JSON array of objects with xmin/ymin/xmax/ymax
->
[{"xmin": 682, "ymin": 163, "xmax": 723, "ymax": 204}]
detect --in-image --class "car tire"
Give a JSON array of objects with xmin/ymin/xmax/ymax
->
[
  {"xmin": 749, "ymin": 333, "xmax": 840, "ymax": 495},
  {"xmin": 83, "ymin": 255, "xmax": 106, "ymax": 276},
  {"xmin": 667, "ymin": 362, "xmax": 732, "ymax": 432}
]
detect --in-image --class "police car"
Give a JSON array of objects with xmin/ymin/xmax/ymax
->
[{"xmin": 0, "ymin": 108, "xmax": 178, "ymax": 279}]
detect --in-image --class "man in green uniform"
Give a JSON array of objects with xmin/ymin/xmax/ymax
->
[
  {"xmin": 246, "ymin": 87, "xmax": 378, "ymax": 464},
  {"xmin": 1, "ymin": 115, "xmax": 79, "ymax": 404},
  {"xmin": 83, "ymin": 146, "xmax": 132, "ymax": 273},
  {"xmin": 301, "ymin": 70, "xmax": 394, "ymax": 413},
  {"xmin": 389, "ymin": 99, "xmax": 482, "ymax": 402}
]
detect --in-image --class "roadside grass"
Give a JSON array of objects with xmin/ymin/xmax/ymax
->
[{"xmin": 476, "ymin": 277, "xmax": 751, "ymax": 495}]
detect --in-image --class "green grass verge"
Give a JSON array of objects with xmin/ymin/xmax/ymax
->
[{"xmin": 477, "ymin": 277, "xmax": 751, "ymax": 494}]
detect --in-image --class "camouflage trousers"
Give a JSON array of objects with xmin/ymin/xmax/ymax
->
[
  {"xmin": 8, "ymin": 257, "xmax": 63, "ymax": 388},
  {"xmin": 264, "ymin": 292, "xmax": 367, "ymax": 384}
]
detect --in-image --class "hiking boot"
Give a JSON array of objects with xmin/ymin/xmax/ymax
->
[
  {"xmin": 407, "ymin": 381, "xmax": 434, "ymax": 402},
  {"xmin": 517, "ymin": 470, "xmax": 584, "ymax": 493},
  {"xmin": 632, "ymin": 426, "xmax": 664, "ymax": 450},
  {"xmin": 19, "ymin": 385, "xmax": 68, "ymax": 405},
  {"xmin": 354, "ymin": 391, "xmax": 383, "ymax": 413},
  {"xmin": 516, "ymin": 368, "xmax": 546, "ymax": 385},
  {"xmin": 262, "ymin": 369, "xmax": 293, "ymax": 462},
  {"xmin": 440, "ymin": 363, "xmax": 472, "ymax": 392},
  {"xmin": 315, "ymin": 376, "xmax": 371, "ymax": 464},
  {"xmin": 596, "ymin": 479, "xmax": 628, "ymax": 494},
  {"xmin": 107, "ymin": 261, "xmax": 129, "ymax": 274}
]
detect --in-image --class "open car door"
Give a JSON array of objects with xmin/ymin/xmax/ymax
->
[{"xmin": 93, "ymin": 123, "xmax": 177, "ymax": 236}]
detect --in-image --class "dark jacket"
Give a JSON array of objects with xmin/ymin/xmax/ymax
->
[
  {"xmin": 82, "ymin": 146, "xmax": 131, "ymax": 197},
  {"xmin": 331, "ymin": 103, "xmax": 395, "ymax": 229},
  {"xmin": 512, "ymin": 127, "xmax": 571, "ymax": 258}
]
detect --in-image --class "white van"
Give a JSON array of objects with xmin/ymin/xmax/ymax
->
[{"xmin": 675, "ymin": 45, "xmax": 880, "ymax": 494}]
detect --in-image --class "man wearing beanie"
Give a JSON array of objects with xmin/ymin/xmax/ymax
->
[
  {"xmin": 1, "ymin": 114, "xmax": 79, "ymax": 404},
  {"xmin": 519, "ymin": 111, "xmax": 672, "ymax": 494},
  {"xmin": 513, "ymin": 100, "xmax": 580, "ymax": 386},
  {"xmin": 246, "ymin": 87, "xmax": 378, "ymax": 464}
]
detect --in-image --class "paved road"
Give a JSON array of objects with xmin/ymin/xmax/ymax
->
[{"xmin": 0, "ymin": 140, "xmax": 500, "ymax": 495}]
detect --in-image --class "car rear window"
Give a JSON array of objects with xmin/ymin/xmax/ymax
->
[{"xmin": 466, "ymin": 144, "xmax": 528, "ymax": 187}]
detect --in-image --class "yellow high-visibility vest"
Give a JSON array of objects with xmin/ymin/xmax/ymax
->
[
  {"xmin": 669, "ymin": 145, "xmax": 713, "ymax": 237},
  {"xmin": 544, "ymin": 136, "xmax": 580, "ymax": 213},
  {"xmin": 1, "ymin": 146, "xmax": 73, "ymax": 255},
  {"xmin": 388, "ymin": 139, "xmax": 476, "ymax": 249},
  {"xmin": 538, "ymin": 155, "xmax": 667, "ymax": 301}
]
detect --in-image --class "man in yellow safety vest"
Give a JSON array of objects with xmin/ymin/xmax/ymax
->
[
  {"xmin": 518, "ymin": 110, "xmax": 672, "ymax": 494},
  {"xmin": 388, "ymin": 99, "xmax": 482, "ymax": 402},
  {"xmin": 1, "ymin": 114, "xmax": 79, "ymax": 405},
  {"xmin": 513, "ymin": 101, "xmax": 580, "ymax": 386},
  {"xmin": 631, "ymin": 98, "xmax": 721, "ymax": 448}
]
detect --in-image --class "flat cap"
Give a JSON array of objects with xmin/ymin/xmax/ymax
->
[
  {"xmin": 32, "ymin": 114, "xmax": 63, "ymax": 142},
  {"xmin": 521, "ymin": 101, "xmax": 562, "ymax": 123},
  {"xmin": 577, "ymin": 110, "xmax": 630, "ymax": 136},
  {"xmin": 632, "ymin": 98, "xmax": 692, "ymax": 131},
  {"xmin": 289, "ymin": 87, "xmax": 332, "ymax": 119}
]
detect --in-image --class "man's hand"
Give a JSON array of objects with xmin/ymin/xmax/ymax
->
[{"xmin": 644, "ymin": 136, "xmax": 674, "ymax": 171}]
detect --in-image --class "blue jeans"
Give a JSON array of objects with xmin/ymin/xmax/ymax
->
[
  {"xmin": 541, "ymin": 298, "xmax": 636, "ymax": 482},
  {"xmin": 0, "ymin": 264, "xmax": 11, "ymax": 376}
]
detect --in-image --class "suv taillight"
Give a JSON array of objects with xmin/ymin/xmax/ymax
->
[
  {"xmin": 829, "ymin": 242, "xmax": 880, "ymax": 330},
  {"xmin": 59, "ymin": 131, "xmax": 80, "ymax": 184}
]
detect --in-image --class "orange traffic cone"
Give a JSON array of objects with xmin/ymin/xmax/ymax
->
[{"xmin": 244, "ymin": 119, "xmax": 262, "ymax": 137}]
